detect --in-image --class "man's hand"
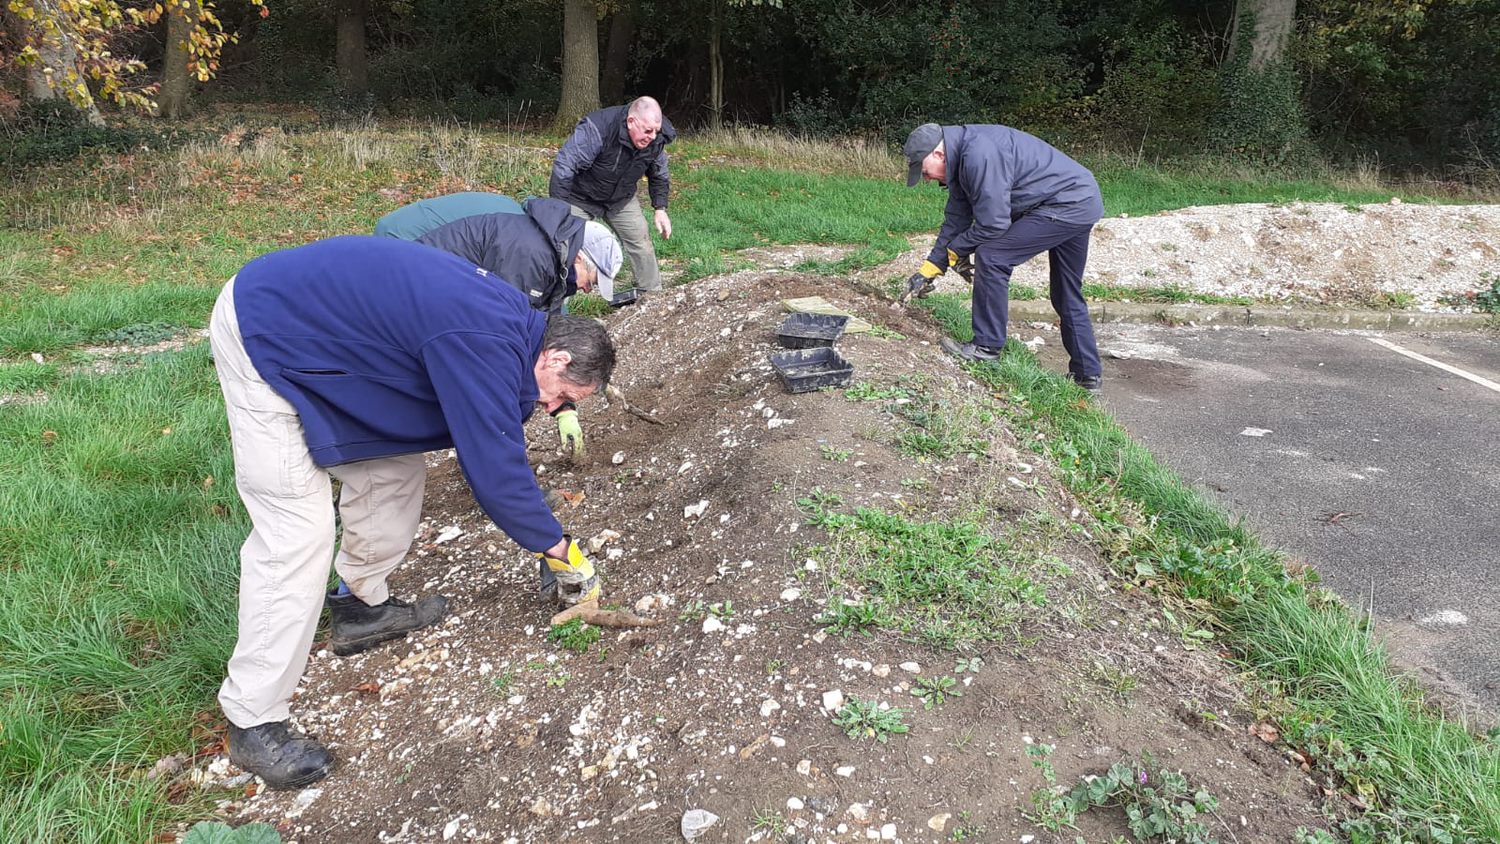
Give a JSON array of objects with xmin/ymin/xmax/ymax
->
[
  {"xmin": 555, "ymin": 409, "xmax": 585, "ymax": 459},
  {"xmin": 951, "ymin": 253, "xmax": 975, "ymax": 284},
  {"xmin": 654, "ymin": 209, "xmax": 672, "ymax": 239},
  {"xmin": 537, "ymin": 536, "xmax": 601, "ymax": 606}
]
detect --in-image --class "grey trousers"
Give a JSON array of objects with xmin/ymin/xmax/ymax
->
[
  {"xmin": 568, "ymin": 193, "xmax": 662, "ymax": 291},
  {"xmin": 210, "ymin": 276, "xmax": 428, "ymax": 728}
]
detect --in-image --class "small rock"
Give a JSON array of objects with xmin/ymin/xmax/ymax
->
[
  {"xmin": 770, "ymin": 736, "xmax": 786, "ymax": 748},
  {"xmin": 530, "ymin": 798, "xmax": 558, "ymax": 817},
  {"xmin": 928, "ymin": 813, "xmax": 950, "ymax": 832},
  {"xmin": 435, "ymin": 525, "xmax": 464, "ymax": 544},
  {"xmin": 821, "ymin": 689, "xmax": 845, "ymax": 712},
  {"xmin": 589, "ymin": 529, "xmax": 622, "ymax": 552},
  {"xmin": 780, "ymin": 587, "xmax": 801, "ymax": 601},
  {"xmin": 681, "ymin": 809, "xmax": 720, "ymax": 841},
  {"xmin": 810, "ymin": 631, "xmax": 828, "ymax": 644},
  {"xmin": 702, "ymin": 616, "xmax": 726, "ymax": 634},
  {"xmin": 761, "ymin": 699, "xmax": 781, "ymax": 718},
  {"xmin": 787, "ymin": 797, "xmax": 805, "ymax": 811},
  {"xmin": 796, "ymin": 759, "xmax": 812, "ymax": 776},
  {"xmin": 899, "ymin": 662, "xmax": 921, "ymax": 674},
  {"xmin": 847, "ymin": 803, "xmax": 868, "ymax": 821},
  {"xmin": 881, "ymin": 823, "xmax": 897, "ymax": 840},
  {"xmin": 871, "ymin": 664, "xmax": 890, "ymax": 678},
  {"xmin": 287, "ymin": 787, "xmax": 323, "ymax": 817},
  {"xmin": 1021, "ymin": 836, "xmax": 1036, "ymax": 844},
  {"xmin": 442, "ymin": 818, "xmax": 461, "ymax": 840},
  {"xmin": 684, "ymin": 500, "xmax": 709, "ymax": 519},
  {"xmin": 612, "ymin": 451, "xmax": 626, "ymax": 464},
  {"xmin": 145, "ymin": 753, "xmax": 187, "ymax": 781},
  {"xmin": 835, "ymin": 766, "xmax": 855, "ymax": 777}
]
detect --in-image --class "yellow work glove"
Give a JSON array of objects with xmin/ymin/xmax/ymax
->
[
  {"xmin": 918, "ymin": 259, "xmax": 944, "ymax": 279},
  {"xmin": 555, "ymin": 408, "xmax": 585, "ymax": 459},
  {"xmin": 536, "ymin": 536, "xmax": 601, "ymax": 606},
  {"xmin": 949, "ymin": 250, "xmax": 975, "ymax": 284}
]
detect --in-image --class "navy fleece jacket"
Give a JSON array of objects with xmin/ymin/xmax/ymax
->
[{"xmin": 232, "ymin": 235, "xmax": 563, "ymax": 552}]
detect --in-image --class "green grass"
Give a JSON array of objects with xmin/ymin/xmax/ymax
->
[
  {"xmin": 0, "ymin": 344, "xmax": 244, "ymax": 841},
  {"xmin": 918, "ymin": 300, "xmax": 1500, "ymax": 841}
]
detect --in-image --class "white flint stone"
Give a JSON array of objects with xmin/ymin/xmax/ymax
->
[{"xmin": 821, "ymin": 689, "xmax": 845, "ymax": 712}]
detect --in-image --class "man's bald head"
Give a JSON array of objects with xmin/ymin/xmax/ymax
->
[{"xmin": 626, "ymin": 97, "xmax": 663, "ymax": 149}]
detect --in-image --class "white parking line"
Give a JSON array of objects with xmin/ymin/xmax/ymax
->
[{"xmin": 1367, "ymin": 337, "xmax": 1500, "ymax": 394}]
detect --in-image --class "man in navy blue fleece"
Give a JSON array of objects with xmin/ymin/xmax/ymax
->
[
  {"xmin": 207, "ymin": 236, "xmax": 614, "ymax": 789},
  {"xmin": 903, "ymin": 123, "xmax": 1105, "ymax": 392},
  {"xmin": 551, "ymin": 96, "xmax": 675, "ymax": 293}
]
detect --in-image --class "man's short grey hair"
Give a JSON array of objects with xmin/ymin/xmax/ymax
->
[
  {"xmin": 628, "ymin": 96, "xmax": 662, "ymax": 122},
  {"xmin": 542, "ymin": 315, "xmax": 616, "ymax": 389}
]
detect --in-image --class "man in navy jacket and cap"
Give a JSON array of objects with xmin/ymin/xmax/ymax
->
[
  {"xmin": 551, "ymin": 96, "xmax": 676, "ymax": 293},
  {"xmin": 208, "ymin": 236, "xmax": 615, "ymax": 790},
  {"xmin": 903, "ymin": 122, "xmax": 1104, "ymax": 392}
]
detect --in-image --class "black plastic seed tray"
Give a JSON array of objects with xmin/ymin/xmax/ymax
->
[
  {"xmin": 770, "ymin": 347, "xmax": 855, "ymax": 394},
  {"xmin": 775, "ymin": 312, "xmax": 849, "ymax": 349},
  {"xmin": 610, "ymin": 289, "xmax": 640, "ymax": 308}
]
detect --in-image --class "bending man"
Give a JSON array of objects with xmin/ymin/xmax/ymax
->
[
  {"xmin": 903, "ymin": 122, "xmax": 1104, "ymax": 391},
  {"xmin": 210, "ymin": 236, "xmax": 613, "ymax": 790}
]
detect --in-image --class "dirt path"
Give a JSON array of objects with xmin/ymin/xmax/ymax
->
[{"xmin": 191, "ymin": 271, "xmax": 1328, "ymax": 843}]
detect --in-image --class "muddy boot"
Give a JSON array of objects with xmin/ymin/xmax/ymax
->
[
  {"xmin": 227, "ymin": 721, "xmax": 333, "ymax": 791},
  {"xmin": 327, "ymin": 592, "xmax": 448, "ymax": 656}
]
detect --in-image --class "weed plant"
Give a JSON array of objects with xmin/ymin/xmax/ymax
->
[{"xmin": 832, "ymin": 698, "xmax": 909, "ymax": 743}]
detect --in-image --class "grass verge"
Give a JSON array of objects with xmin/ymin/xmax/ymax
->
[{"xmin": 918, "ymin": 294, "xmax": 1500, "ymax": 841}]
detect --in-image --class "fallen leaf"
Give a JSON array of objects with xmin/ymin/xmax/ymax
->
[
  {"xmin": 1250, "ymin": 721, "xmax": 1280, "ymax": 743},
  {"xmin": 353, "ymin": 681, "xmax": 380, "ymax": 695},
  {"xmin": 41, "ymin": 430, "xmax": 57, "ymax": 445},
  {"xmin": 559, "ymin": 490, "xmax": 586, "ymax": 507}
]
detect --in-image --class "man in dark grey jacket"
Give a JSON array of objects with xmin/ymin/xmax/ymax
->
[
  {"xmin": 903, "ymin": 123, "xmax": 1104, "ymax": 391},
  {"xmin": 550, "ymin": 96, "xmax": 675, "ymax": 293},
  {"xmin": 418, "ymin": 197, "xmax": 621, "ymax": 315}
]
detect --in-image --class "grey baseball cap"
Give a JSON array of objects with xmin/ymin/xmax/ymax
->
[
  {"xmin": 579, "ymin": 221, "xmax": 622, "ymax": 300},
  {"xmin": 903, "ymin": 123, "xmax": 943, "ymax": 187}
]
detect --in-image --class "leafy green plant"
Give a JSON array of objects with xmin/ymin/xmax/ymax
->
[
  {"xmin": 1025, "ymin": 743, "xmax": 1080, "ymax": 831},
  {"xmin": 1089, "ymin": 659, "xmax": 1139, "ymax": 702},
  {"xmin": 678, "ymin": 600, "xmax": 708, "ymax": 622},
  {"xmin": 545, "ymin": 672, "xmax": 569, "ymax": 688},
  {"xmin": 817, "ymin": 597, "xmax": 887, "ymax": 636},
  {"xmin": 183, "ymin": 822, "xmax": 283, "ymax": 844},
  {"xmin": 820, "ymin": 444, "xmax": 853, "ymax": 462},
  {"xmin": 93, "ymin": 321, "xmax": 183, "ymax": 346},
  {"xmin": 954, "ymin": 655, "xmax": 984, "ymax": 674},
  {"xmin": 1475, "ymin": 272, "xmax": 1500, "ymax": 314},
  {"xmin": 708, "ymin": 600, "xmax": 735, "ymax": 620},
  {"xmin": 911, "ymin": 675, "xmax": 963, "ymax": 710},
  {"xmin": 844, "ymin": 380, "xmax": 912, "ymax": 402},
  {"xmin": 832, "ymin": 697, "xmax": 909, "ymax": 743},
  {"xmin": 1070, "ymin": 757, "xmax": 1220, "ymax": 843},
  {"xmin": 751, "ymin": 809, "xmax": 788, "ymax": 835},
  {"xmin": 547, "ymin": 618, "xmax": 601, "ymax": 654},
  {"xmin": 491, "ymin": 670, "xmax": 516, "ymax": 695}
]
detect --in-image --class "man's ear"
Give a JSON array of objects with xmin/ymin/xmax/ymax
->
[{"xmin": 544, "ymin": 348, "xmax": 574, "ymax": 371}]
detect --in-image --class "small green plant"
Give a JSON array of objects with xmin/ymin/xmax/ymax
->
[
  {"xmin": 490, "ymin": 670, "xmax": 516, "ymax": 695},
  {"xmin": 678, "ymin": 600, "xmax": 708, "ymax": 622},
  {"xmin": 954, "ymin": 655, "xmax": 984, "ymax": 674},
  {"xmin": 820, "ymin": 444, "xmax": 854, "ymax": 462},
  {"xmin": 524, "ymin": 659, "xmax": 548, "ymax": 672},
  {"xmin": 1027, "ymin": 748, "xmax": 1223, "ymax": 843},
  {"xmin": 833, "ymin": 697, "xmax": 909, "ymax": 743},
  {"xmin": 864, "ymin": 324, "xmax": 906, "ymax": 340},
  {"xmin": 545, "ymin": 672, "xmax": 569, "ymax": 688},
  {"xmin": 183, "ymin": 822, "xmax": 283, "ymax": 844},
  {"xmin": 817, "ymin": 597, "xmax": 886, "ymax": 636},
  {"xmin": 93, "ymin": 321, "xmax": 182, "ymax": 346},
  {"xmin": 1475, "ymin": 272, "xmax": 1500, "ymax": 314},
  {"xmin": 899, "ymin": 477, "xmax": 930, "ymax": 491},
  {"xmin": 547, "ymin": 618, "xmax": 602, "ymax": 654},
  {"xmin": 1025, "ymin": 743, "xmax": 1080, "ymax": 831},
  {"xmin": 1295, "ymin": 828, "xmax": 1337, "ymax": 844},
  {"xmin": 709, "ymin": 600, "xmax": 735, "ymax": 619},
  {"xmin": 1089, "ymin": 659, "xmax": 1139, "ymax": 702},
  {"xmin": 911, "ymin": 675, "xmax": 963, "ymax": 710},
  {"xmin": 844, "ymin": 381, "xmax": 912, "ymax": 402},
  {"xmin": 765, "ymin": 658, "xmax": 785, "ymax": 675},
  {"xmin": 751, "ymin": 809, "xmax": 788, "ymax": 835},
  {"xmin": 1366, "ymin": 290, "xmax": 1417, "ymax": 310}
]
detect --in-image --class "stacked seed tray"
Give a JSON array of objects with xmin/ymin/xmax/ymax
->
[{"xmin": 770, "ymin": 312, "xmax": 854, "ymax": 394}]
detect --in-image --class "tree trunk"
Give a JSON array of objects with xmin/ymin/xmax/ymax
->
[
  {"xmin": 554, "ymin": 0, "xmax": 600, "ymax": 131},
  {"xmin": 600, "ymin": 0, "xmax": 635, "ymax": 105},
  {"xmin": 6, "ymin": 1, "xmax": 104, "ymax": 125},
  {"xmin": 708, "ymin": 3, "xmax": 723, "ymax": 131},
  {"xmin": 336, "ymin": 0, "xmax": 370, "ymax": 97},
  {"xmin": 1227, "ymin": 0, "xmax": 1295, "ymax": 70},
  {"xmin": 159, "ymin": 0, "xmax": 197, "ymax": 119}
]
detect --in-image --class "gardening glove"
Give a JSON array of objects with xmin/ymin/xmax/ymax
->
[
  {"xmin": 903, "ymin": 260, "xmax": 944, "ymax": 301},
  {"xmin": 536, "ymin": 536, "xmax": 601, "ymax": 606},
  {"xmin": 949, "ymin": 249, "xmax": 975, "ymax": 285},
  {"xmin": 553, "ymin": 403, "xmax": 585, "ymax": 459}
]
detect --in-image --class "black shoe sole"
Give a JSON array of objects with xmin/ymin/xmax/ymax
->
[
  {"xmin": 261, "ymin": 760, "xmax": 333, "ymax": 791},
  {"xmin": 330, "ymin": 627, "xmax": 416, "ymax": 656}
]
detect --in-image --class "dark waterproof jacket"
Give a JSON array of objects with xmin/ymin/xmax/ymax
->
[
  {"xmin": 549, "ymin": 104, "xmax": 675, "ymax": 215},
  {"xmin": 417, "ymin": 198, "xmax": 584, "ymax": 314},
  {"xmin": 374, "ymin": 192, "xmax": 523, "ymax": 241},
  {"xmin": 926, "ymin": 124, "xmax": 1104, "ymax": 268},
  {"xmin": 233, "ymin": 235, "xmax": 563, "ymax": 553}
]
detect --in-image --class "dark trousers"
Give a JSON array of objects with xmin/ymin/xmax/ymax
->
[{"xmin": 972, "ymin": 216, "xmax": 1101, "ymax": 379}]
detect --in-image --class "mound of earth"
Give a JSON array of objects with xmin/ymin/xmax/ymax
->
[
  {"xmin": 194, "ymin": 272, "xmax": 1328, "ymax": 843},
  {"xmin": 909, "ymin": 201, "xmax": 1500, "ymax": 311}
]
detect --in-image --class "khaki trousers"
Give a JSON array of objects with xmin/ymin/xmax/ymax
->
[
  {"xmin": 568, "ymin": 193, "xmax": 662, "ymax": 291},
  {"xmin": 210, "ymin": 277, "xmax": 428, "ymax": 728}
]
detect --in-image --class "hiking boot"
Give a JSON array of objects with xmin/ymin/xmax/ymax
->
[
  {"xmin": 327, "ymin": 592, "xmax": 449, "ymax": 656},
  {"xmin": 1069, "ymin": 373, "xmax": 1103, "ymax": 394},
  {"xmin": 939, "ymin": 337, "xmax": 1003, "ymax": 362},
  {"xmin": 227, "ymin": 720, "xmax": 333, "ymax": 791}
]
